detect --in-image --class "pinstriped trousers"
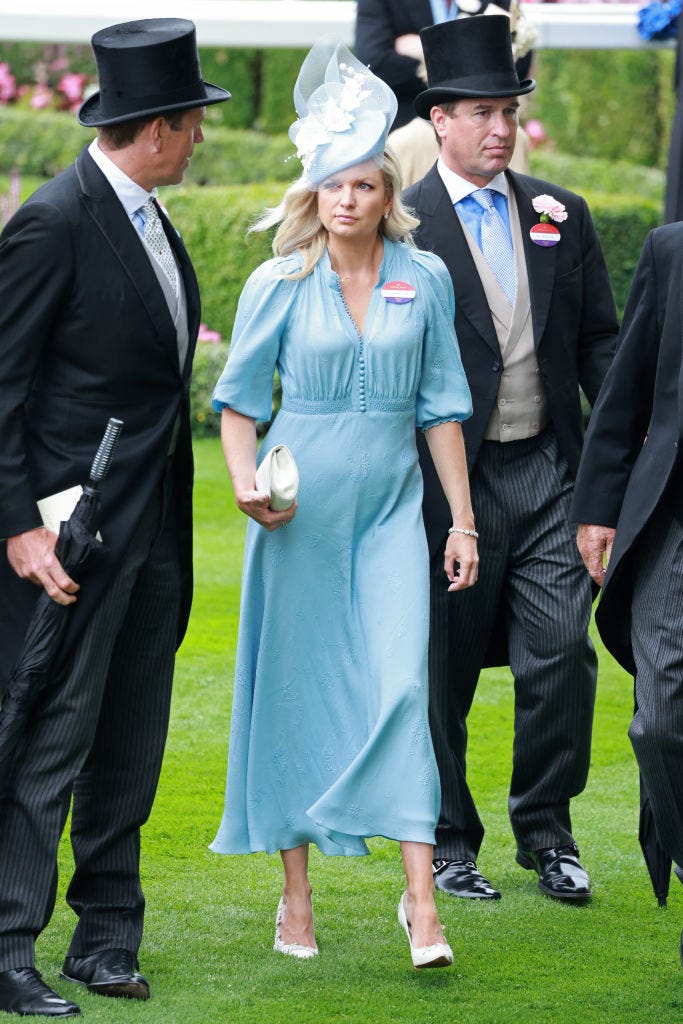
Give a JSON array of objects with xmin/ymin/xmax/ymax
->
[
  {"xmin": 0, "ymin": 464, "xmax": 181, "ymax": 971},
  {"xmin": 630, "ymin": 501, "xmax": 683, "ymax": 868},
  {"xmin": 428, "ymin": 429, "xmax": 597, "ymax": 860}
]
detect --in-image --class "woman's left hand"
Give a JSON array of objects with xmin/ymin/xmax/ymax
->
[{"xmin": 444, "ymin": 532, "xmax": 478, "ymax": 591}]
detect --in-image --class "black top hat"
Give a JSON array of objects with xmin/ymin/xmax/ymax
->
[
  {"xmin": 414, "ymin": 15, "xmax": 535, "ymax": 120},
  {"xmin": 78, "ymin": 18, "xmax": 231, "ymax": 127}
]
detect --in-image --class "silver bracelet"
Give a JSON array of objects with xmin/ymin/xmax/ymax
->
[{"xmin": 448, "ymin": 526, "xmax": 479, "ymax": 538}]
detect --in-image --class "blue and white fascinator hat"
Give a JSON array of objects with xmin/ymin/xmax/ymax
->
[{"xmin": 289, "ymin": 37, "xmax": 398, "ymax": 189}]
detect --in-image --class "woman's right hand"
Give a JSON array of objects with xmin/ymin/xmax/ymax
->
[{"xmin": 235, "ymin": 489, "xmax": 298, "ymax": 531}]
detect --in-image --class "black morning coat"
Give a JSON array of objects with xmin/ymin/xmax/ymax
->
[
  {"xmin": 572, "ymin": 224, "xmax": 683, "ymax": 673},
  {"xmin": 0, "ymin": 146, "xmax": 199, "ymax": 686}
]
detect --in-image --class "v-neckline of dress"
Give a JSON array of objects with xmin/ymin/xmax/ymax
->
[{"xmin": 325, "ymin": 239, "xmax": 387, "ymax": 342}]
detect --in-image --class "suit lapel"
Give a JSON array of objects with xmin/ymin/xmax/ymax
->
[
  {"xmin": 416, "ymin": 167, "xmax": 500, "ymax": 357},
  {"xmin": 508, "ymin": 172, "xmax": 558, "ymax": 350},
  {"xmin": 75, "ymin": 148, "xmax": 188, "ymax": 379}
]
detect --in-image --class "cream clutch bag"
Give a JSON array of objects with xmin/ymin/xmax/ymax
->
[{"xmin": 255, "ymin": 444, "xmax": 299, "ymax": 511}]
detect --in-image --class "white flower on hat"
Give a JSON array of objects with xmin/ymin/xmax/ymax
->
[
  {"xmin": 320, "ymin": 96, "xmax": 355, "ymax": 133},
  {"xmin": 339, "ymin": 65, "xmax": 372, "ymax": 111},
  {"xmin": 294, "ymin": 95, "xmax": 357, "ymax": 168},
  {"xmin": 294, "ymin": 115, "xmax": 332, "ymax": 168}
]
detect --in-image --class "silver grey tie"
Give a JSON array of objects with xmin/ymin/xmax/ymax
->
[
  {"xmin": 471, "ymin": 188, "xmax": 516, "ymax": 305},
  {"xmin": 142, "ymin": 198, "xmax": 178, "ymax": 297}
]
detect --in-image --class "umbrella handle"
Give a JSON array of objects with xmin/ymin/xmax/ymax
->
[{"xmin": 88, "ymin": 418, "xmax": 123, "ymax": 485}]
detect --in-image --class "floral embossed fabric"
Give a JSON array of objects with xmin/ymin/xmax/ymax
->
[{"xmin": 210, "ymin": 239, "xmax": 471, "ymax": 856}]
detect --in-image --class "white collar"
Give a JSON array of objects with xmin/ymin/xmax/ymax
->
[
  {"xmin": 88, "ymin": 138, "xmax": 155, "ymax": 219},
  {"xmin": 436, "ymin": 158, "xmax": 509, "ymax": 205}
]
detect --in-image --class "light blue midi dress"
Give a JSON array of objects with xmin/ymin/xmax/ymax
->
[{"xmin": 210, "ymin": 239, "xmax": 471, "ymax": 857}]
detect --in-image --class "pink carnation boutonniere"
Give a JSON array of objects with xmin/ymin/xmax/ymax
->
[{"xmin": 530, "ymin": 194, "xmax": 566, "ymax": 248}]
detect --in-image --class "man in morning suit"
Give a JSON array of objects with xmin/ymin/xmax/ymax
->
[
  {"xmin": 0, "ymin": 19, "xmax": 230, "ymax": 1017},
  {"xmin": 403, "ymin": 16, "xmax": 618, "ymax": 901},
  {"xmin": 572, "ymin": 227, "xmax": 683, "ymax": 967}
]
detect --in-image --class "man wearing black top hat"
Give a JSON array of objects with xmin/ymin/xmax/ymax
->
[
  {"xmin": 0, "ymin": 19, "xmax": 230, "ymax": 1017},
  {"xmin": 404, "ymin": 16, "xmax": 618, "ymax": 903}
]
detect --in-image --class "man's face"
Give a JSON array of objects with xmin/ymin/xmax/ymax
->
[
  {"xmin": 157, "ymin": 106, "xmax": 205, "ymax": 185},
  {"xmin": 431, "ymin": 96, "xmax": 519, "ymax": 186}
]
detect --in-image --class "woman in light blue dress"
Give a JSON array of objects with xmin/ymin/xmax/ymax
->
[{"xmin": 211, "ymin": 40, "xmax": 477, "ymax": 969}]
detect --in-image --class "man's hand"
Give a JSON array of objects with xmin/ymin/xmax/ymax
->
[
  {"xmin": 576, "ymin": 523, "xmax": 616, "ymax": 586},
  {"xmin": 394, "ymin": 33, "xmax": 424, "ymax": 62},
  {"xmin": 6, "ymin": 527, "xmax": 79, "ymax": 605}
]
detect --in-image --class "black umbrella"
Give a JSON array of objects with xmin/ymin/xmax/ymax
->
[
  {"xmin": 639, "ymin": 777, "xmax": 672, "ymax": 907},
  {"xmin": 636, "ymin": 683, "xmax": 672, "ymax": 906},
  {"xmin": 0, "ymin": 417, "xmax": 123, "ymax": 792}
]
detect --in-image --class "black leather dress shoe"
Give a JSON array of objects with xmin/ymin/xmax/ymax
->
[
  {"xmin": 516, "ymin": 843, "xmax": 592, "ymax": 901},
  {"xmin": 433, "ymin": 859, "xmax": 501, "ymax": 899},
  {"xmin": 61, "ymin": 950, "xmax": 149, "ymax": 1000},
  {"xmin": 0, "ymin": 967, "xmax": 81, "ymax": 1017}
]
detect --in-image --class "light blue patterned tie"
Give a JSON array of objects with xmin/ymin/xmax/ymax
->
[
  {"xmin": 471, "ymin": 188, "xmax": 516, "ymax": 305},
  {"xmin": 141, "ymin": 198, "xmax": 178, "ymax": 297}
]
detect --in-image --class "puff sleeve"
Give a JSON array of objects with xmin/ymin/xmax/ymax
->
[
  {"xmin": 412, "ymin": 251, "xmax": 472, "ymax": 432},
  {"xmin": 212, "ymin": 257, "xmax": 300, "ymax": 422}
]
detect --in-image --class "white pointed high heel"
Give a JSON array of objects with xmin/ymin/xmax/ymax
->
[
  {"xmin": 398, "ymin": 892, "xmax": 453, "ymax": 969},
  {"xmin": 273, "ymin": 897, "xmax": 318, "ymax": 959}
]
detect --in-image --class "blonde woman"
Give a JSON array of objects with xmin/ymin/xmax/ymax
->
[{"xmin": 210, "ymin": 39, "xmax": 476, "ymax": 969}]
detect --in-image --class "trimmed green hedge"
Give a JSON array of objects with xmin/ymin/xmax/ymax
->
[
  {"xmin": 0, "ymin": 106, "xmax": 296, "ymax": 184},
  {"xmin": 164, "ymin": 182, "xmax": 281, "ymax": 341},
  {"xmin": 0, "ymin": 108, "xmax": 92, "ymax": 178},
  {"xmin": 198, "ymin": 47, "xmax": 260, "ymax": 130},
  {"xmin": 165, "ymin": 183, "xmax": 282, "ymax": 438},
  {"xmin": 190, "ymin": 340, "xmax": 232, "ymax": 438},
  {"xmin": 584, "ymin": 193, "xmax": 662, "ymax": 316},
  {"xmin": 258, "ymin": 48, "xmax": 308, "ymax": 132},
  {"xmin": 528, "ymin": 48, "xmax": 675, "ymax": 170},
  {"xmin": 529, "ymin": 150, "xmax": 665, "ymax": 205}
]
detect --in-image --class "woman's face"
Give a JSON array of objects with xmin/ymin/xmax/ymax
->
[{"xmin": 317, "ymin": 162, "xmax": 392, "ymax": 243}]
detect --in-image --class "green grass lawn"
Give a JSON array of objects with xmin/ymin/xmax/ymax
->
[{"xmin": 46, "ymin": 437, "xmax": 681, "ymax": 1023}]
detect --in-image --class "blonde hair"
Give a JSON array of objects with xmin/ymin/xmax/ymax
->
[{"xmin": 249, "ymin": 148, "xmax": 419, "ymax": 280}]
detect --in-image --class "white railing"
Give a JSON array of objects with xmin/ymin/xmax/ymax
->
[{"xmin": 0, "ymin": 2, "xmax": 669, "ymax": 50}]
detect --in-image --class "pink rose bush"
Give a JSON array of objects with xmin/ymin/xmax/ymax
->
[
  {"xmin": 58, "ymin": 72, "xmax": 89, "ymax": 110},
  {"xmin": 0, "ymin": 63, "xmax": 17, "ymax": 103},
  {"xmin": 0, "ymin": 48, "xmax": 92, "ymax": 114}
]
